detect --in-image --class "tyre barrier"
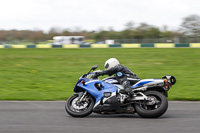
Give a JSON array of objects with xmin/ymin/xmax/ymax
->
[{"xmin": 0, "ymin": 43, "xmax": 200, "ymax": 48}]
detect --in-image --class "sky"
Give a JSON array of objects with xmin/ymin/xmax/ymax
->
[{"xmin": 0, "ymin": 0, "xmax": 200, "ymax": 32}]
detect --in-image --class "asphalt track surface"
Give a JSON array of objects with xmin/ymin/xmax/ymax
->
[{"xmin": 0, "ymin": 101, "xmax": 199, "ymax": 133}]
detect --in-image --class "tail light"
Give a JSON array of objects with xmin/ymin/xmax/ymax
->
[
  {"xmin": 164, "ymin": 82, "xmax": 171, "ymax": 90},
  {"xmin": 163, "ymin": 78, "xmax": 170, "ymax": 90},
  {"xmin": 165, "ymin": 84, "xmax": 169, "ymax": 89}
]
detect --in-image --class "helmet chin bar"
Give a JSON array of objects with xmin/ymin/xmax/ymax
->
[{"xmin": 105, "ymin": 63, "xmax": 109, "ymax": 69}]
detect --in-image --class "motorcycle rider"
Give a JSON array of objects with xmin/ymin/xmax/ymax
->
[{"xmin": 95, "ymin": 58, "xmax": 140, "ymax": 98}]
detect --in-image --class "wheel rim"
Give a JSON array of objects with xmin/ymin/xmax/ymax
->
[
  {"xmin": 69, "ymin": 97, "xmax": 91, "ymax": 113},
  {"xmin": 140, "ymin": 94, "xmax": 162, "ymax": 111}
]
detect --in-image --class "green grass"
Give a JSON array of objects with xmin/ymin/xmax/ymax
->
[{"xmin": 0, "ymin": 48, "xmax": 200, "ymax": 100}]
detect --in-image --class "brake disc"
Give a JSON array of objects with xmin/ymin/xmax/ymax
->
[{"xmin": 71, "ymin": 97, "xmax": 88, "ymax": 110}]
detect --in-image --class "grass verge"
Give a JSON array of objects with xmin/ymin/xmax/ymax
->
[{"xmin": 0, "ymin": 48, "xmax": 199, "ymax": 100}]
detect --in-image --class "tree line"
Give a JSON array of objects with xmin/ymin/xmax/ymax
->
[{"xmin": 0, "ymin": 14, "xmax": 200, "ymax": 43}]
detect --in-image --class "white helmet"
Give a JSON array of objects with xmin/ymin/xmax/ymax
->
[{"xmin": 104, "ymin": 58, "xmax": 120, "ymax": 70}]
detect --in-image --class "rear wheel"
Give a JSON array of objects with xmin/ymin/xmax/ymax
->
[
  {"xmin": 135, "ymin": 91, "xmax": 168, "ymax": 118},
  {"xmin": 65, "ymin": 93, "xmax": 95, "ymax": 117}
]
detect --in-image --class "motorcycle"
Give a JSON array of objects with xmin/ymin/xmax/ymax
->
[{"xmin": 65, "ymin": 65, "xmax": 176, "ymax": 118}]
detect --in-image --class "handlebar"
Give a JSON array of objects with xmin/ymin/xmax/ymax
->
[{"xmin": 82, "ymin": 72, "xmax": 98, "ymax": 79}]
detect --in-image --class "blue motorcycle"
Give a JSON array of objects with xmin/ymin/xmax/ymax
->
[{"xmin": 65, "ymin": 65, "xmax": 176, "ymax": 118}]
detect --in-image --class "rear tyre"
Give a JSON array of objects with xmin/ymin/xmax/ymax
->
[
  {"xmin": 135, "ymin": 91, "xmax": 168, "ymax": 118},
  {"xmin": 65, "ymin": 93, "xmax": 95, "ymax": 117}
]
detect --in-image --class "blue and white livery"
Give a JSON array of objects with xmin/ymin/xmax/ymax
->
[{"xmin": 65, "ymin": 65, "xmax": 176, "ymax": 118}]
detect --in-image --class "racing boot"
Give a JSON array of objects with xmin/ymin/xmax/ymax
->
[
  {"xmin": 119, "ymin": 89, "xmax": 128, "ymax": 95},
  {"xmin": 119, "ymin": 88, "xmax": 134, "ymax": 98},
  {"xmin": 125, "ymin": 88, "xmax": 134, "ymax": 98},
  {"xmin": 119, "ymin": 80, "xmax": 135, "ymax": 98}
]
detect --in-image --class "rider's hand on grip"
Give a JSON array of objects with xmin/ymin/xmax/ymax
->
[{"xmin": 93, "ymin": 72, "xmax": 101, "ymax": 79}]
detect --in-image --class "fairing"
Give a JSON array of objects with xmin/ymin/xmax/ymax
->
[
  {"xmin": 74, "ymin": 77, "xmax": 118, "ymax": 104},
  {"xmin": 131, "ymin": 79, "xmax": 164, "ymax": 88}
]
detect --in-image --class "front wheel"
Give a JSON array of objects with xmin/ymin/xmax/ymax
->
[
  {"xmin": 135, "ymin": 91, "xmax": 168, "ymax": 118},
  {"xmin": 65, "ymin": 93, "xmax": 95, "ymax": 117}
]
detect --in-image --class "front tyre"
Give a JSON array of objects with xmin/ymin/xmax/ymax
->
[
  {"xmin": 135, "ymin": 91, "xmax": 168, "ymax": 118},
  {"xmin": 65, "ymin": 93, "xmax": 95, "ymax": 117}
]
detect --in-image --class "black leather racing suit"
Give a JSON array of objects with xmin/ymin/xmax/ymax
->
[{"xmin": 98, "ymin": 65, "xmax": 140, "ymax": 95}]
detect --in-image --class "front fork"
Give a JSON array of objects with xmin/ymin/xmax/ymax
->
[{"xmin": 76, "ymin": 91, "xmax": 87, "ymax": 103}]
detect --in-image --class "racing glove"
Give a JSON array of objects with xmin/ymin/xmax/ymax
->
[{"xmin": 93, "ymin": 72, "xmax": 104, "ymax": 79}]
